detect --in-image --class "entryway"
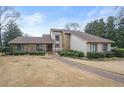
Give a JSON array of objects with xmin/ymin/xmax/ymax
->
[{"xmin": 46, "ymin": 44, "xmax": 52, "ymax": 51}]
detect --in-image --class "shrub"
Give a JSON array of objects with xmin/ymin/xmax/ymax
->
[
  {"xmin": 105, "ymin": 52, "xmax": 114, "ymax": 58},
  {"xmin": 7, "ymin": 52, "xmax": 27, "ymax": 55},
  {"xmin": 112, "ymin": 48, "xmax": 124, "ymax": 57},
  {"xmin": 29, "ymin": 51, "xmax": 45, "ymax": 56},
  {"xmin": 2, "ymin": 47, "xmax": 13, "ymax": 53},
  {"xmin": 36, "ymin": 49, "xmax": 43, "ymax": 51},
  {"xmin": 3, "ymin": 51, "xmax": 28, "ymax": 55},
  {"xmin": 0, "ymin": 46, "xmax": 2, "ymax": 52},
  {"xmin": 4, "ymin": 52, "xmax": 14, "ymax": 55},
  {"xmin": 58, "ymin": 51, "xmax": 66, "ymax": 56},
  {"xmin": 87, "ymin": 52, "xmax": 105, "ymax": 59},
  {"xmin": 58, "ymin": 50, "xmax": 84, "ymax": 58}
]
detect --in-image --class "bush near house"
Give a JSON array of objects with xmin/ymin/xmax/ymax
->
[
  {"xmin": 1, "ymin": 46, "xmax": 45, "ymax": 56},
  {"xmin": 29, "ymin": 51, "xmax": 45, "ymax": 56},
  {"xmin": 1, "ymin": 46, "xmax": 13, "ymax": 53},
  {"xmin": 87, "ymin": 52, "xmax": 106, "ymax": 59},
  {"xmin": 36, "ymin": 49, "xmax": 43, "ymax": 51},
  {"xmin": 112, "ymin": 48, "xmax": 124, "ymax": 57},
  {"xmin": 4, "ymin": 51, "xmax": 45, "ymax": 56},
  {"xmin": 0, "ymin": 46, "xmax": 2, "ymax": 52},
  {"xmin": 5, "ymin": 52, "xmax": 27, "ymax": 55},
  {"xmin": 58, "ymin": 50, "xmax": 84, "ymax": 58},
  {"xmin": 105, "ymin": 52, "xmax": 115, "ymax": 58}
]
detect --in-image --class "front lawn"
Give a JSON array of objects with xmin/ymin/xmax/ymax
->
[
  {"xmin": 0, "ymin": 56, "xmax": 124, "ymax": 86},
  {"xmin": 65, "ymin": 57, "xmax": 124, "ymax": 75}
]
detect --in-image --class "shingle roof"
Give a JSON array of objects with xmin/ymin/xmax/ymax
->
[
  {"xmin": 51, "ymin": 28, "xmax": 113, "ymax": 43},
  {"xmin": 9, "ymin": 34, "xmax": 54, "ymax": 44}
]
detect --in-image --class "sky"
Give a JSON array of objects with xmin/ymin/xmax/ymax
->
[{"xmin": 15, "ymin": 6, "xmax": 117, "ymax": 36}]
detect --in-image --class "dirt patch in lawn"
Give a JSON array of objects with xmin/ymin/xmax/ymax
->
[{"xmin": 0, "ymin": 56, "xmax": 124, "ymax": 87}]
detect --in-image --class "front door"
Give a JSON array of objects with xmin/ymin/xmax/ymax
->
[{"xmin": 46, "ymin": 44, "xmax": 52, "ymax": 51}]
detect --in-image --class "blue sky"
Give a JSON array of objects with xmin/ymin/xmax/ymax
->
[{"xmin": 15, "ymin": 6, "xmax": 116, "ymax": 36}]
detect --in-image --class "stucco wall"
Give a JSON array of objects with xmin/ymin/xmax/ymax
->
[{"xmin": 70, "ymin": 34, "xmax": 87, "ymax": 55}]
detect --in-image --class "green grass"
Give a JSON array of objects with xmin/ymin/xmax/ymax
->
[{"xmin": 116, "ymin": 48, "xmax": 124, "ymax": 50}]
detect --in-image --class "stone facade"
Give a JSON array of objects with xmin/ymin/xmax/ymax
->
[{"xmin": 11, "ymin": 44, "xmax": 52, "ymax": 52}]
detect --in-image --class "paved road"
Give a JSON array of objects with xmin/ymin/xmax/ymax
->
[{"xmin": 54, "ymin": 56, "xmax": 124, "ymax": 84}]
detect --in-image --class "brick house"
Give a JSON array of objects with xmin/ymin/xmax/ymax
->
[{"xmin": 9, "ymin": 28, "xmax": 113, "ymax": 55}]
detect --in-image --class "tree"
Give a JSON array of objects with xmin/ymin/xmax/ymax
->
[
  {"xmin": 65, "ymin": 23, "xmax": 81, "ymax": 30},
  {"xmin": 0, "ymin": 6, "xmax": 20, "ymax": 46},
  {"xmin": 2, "ymin": 22, "xmax": 23, "ymax": 46},
  {"xmin": 85, "ymin": 18, "xmax": 106, "ymax": 38},
  {"xmin": 116, "ymin": 7, "xmax": 124, "ymax": 47}
]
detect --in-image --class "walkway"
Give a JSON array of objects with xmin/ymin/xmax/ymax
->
[{"xmin": 54, "ymin": 56, "xmax": 124, "ymax": 83}]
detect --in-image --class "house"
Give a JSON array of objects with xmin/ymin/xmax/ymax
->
[{"xmin": 9, "ymin": 28, "xmax": 113, "ymax": 55}]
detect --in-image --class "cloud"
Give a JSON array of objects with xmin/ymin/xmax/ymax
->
[
  {"xmin": 99, "ymin": 7, "xmax": 116, "ymax": 16},
  {"xmin": 17, "ymin": 12, "xmax": 46, "ymax": 36},
  {"xmin": 22, "ymin": 13, "xmax": 45, "ymax": 26},
  {"xmin": 16, "ymin": 7, "xmax": 116, "ymax": 36}
]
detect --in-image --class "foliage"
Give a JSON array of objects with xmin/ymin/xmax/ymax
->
[
  {"xmin": 5, "ymin": 52, "xmax": 27, "ymax": 55},
  {"xmin": 87, "ymin": 52, "xmax": 106, "ymax": 59},
  {"xmin": 58, "ymin": 50, "xmax": 84, "ymax": 58},
  {"xmin": 85, "ymin": 18, "xmax": 106, "ymax": 38},
  {"xmin": 85, "ymin": 7, "xmax": 124, "ymax": 48},
  {"xmin": 105, "ymin": 52, "xmax": 115, "ymax": 58},
  {"xmin": 2, "ymin": 22, "xmax": 23, "ymax": 46},
  {"xmin": 36, "ymin": 49, "xmax": 43, "ymax": 51},
  {"xmin": 0, "ymin": 46, "xmax": 2, "ymax": 52},
  {"xmin": 65, "ymin": 23, "xmax": 81, "ymax": 30},
  {"xmin": 112, "ymin": 48, "xmax": 124, "ymax": 57},
  {"xmin": 29, "ymin": 51, "xmax": 45, "ymax": 56},
  {"xmin": 2, "ymin": 46, "xmax": 13, "ymax": 53},
  {"xmin": 3, "ymin": 50, "xmax": 45, "ymax": 56},
  {"xmin": 0, "ymin": 6, "xmax": 20, "ymax": 46}
]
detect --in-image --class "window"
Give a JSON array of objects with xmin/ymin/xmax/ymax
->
[
  {"xmin": 17, "ymin": 44, "xmax": 24, "ymax": 51},
  {"xmin": 55, "ymin": 44, "xmax": 60, "ymax": 48},
  {"xmin": 103, "ymin": 44, "xmax": 108, "ymax": 52},
  {"xmin": 36, "ymin": 44, "xmax": 43, "ymax": 51},
  {"xmin": 55, "ymin": 35, "xmax": 60, "ymax": 41},
  {"xmin": 90, "ymin": 43, "xmax": 97, "ymax": 52}
]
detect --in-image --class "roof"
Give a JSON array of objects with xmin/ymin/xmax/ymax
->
[
  {"xmin": 9, "ymin": 34, "xmax": 54, "ymax": 44},
  {"xmin": 51, "ymin": 28, "xmax": 113, "ymax": 43}
]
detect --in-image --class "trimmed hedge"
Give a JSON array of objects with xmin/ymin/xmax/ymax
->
[
  {"xmin": 5, "ymin": 52, "xmax": 28, "ymax": 55},
  {"xmin": 112, "ymin": 48, "xmax": 124, "ymax": 57},
  {"xmin": 29, "ymin": 51, "xmax": 45, "ymax": 56},
  {"xmin": 5, "ymin": 51, "xmax": 45, "ymax": 56},
  {"xmin": 58, "ymin": 50, "xmax": 84, "ymax": 58},
  {"xmin": 1, "ymin": 46, "xmax": 45, "ymax": 56},
  {"xmin": 87, "ymin": 52, "xmax": 105, "ymax": 59}
]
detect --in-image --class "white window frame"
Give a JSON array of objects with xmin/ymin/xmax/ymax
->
[
  {"xmin": 90, "ymin": 43, "xmax": 97, "ymax": 52},
  {"xmin": 103, "ymin": 44, "xmax": 108, "ymax": 52}
]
